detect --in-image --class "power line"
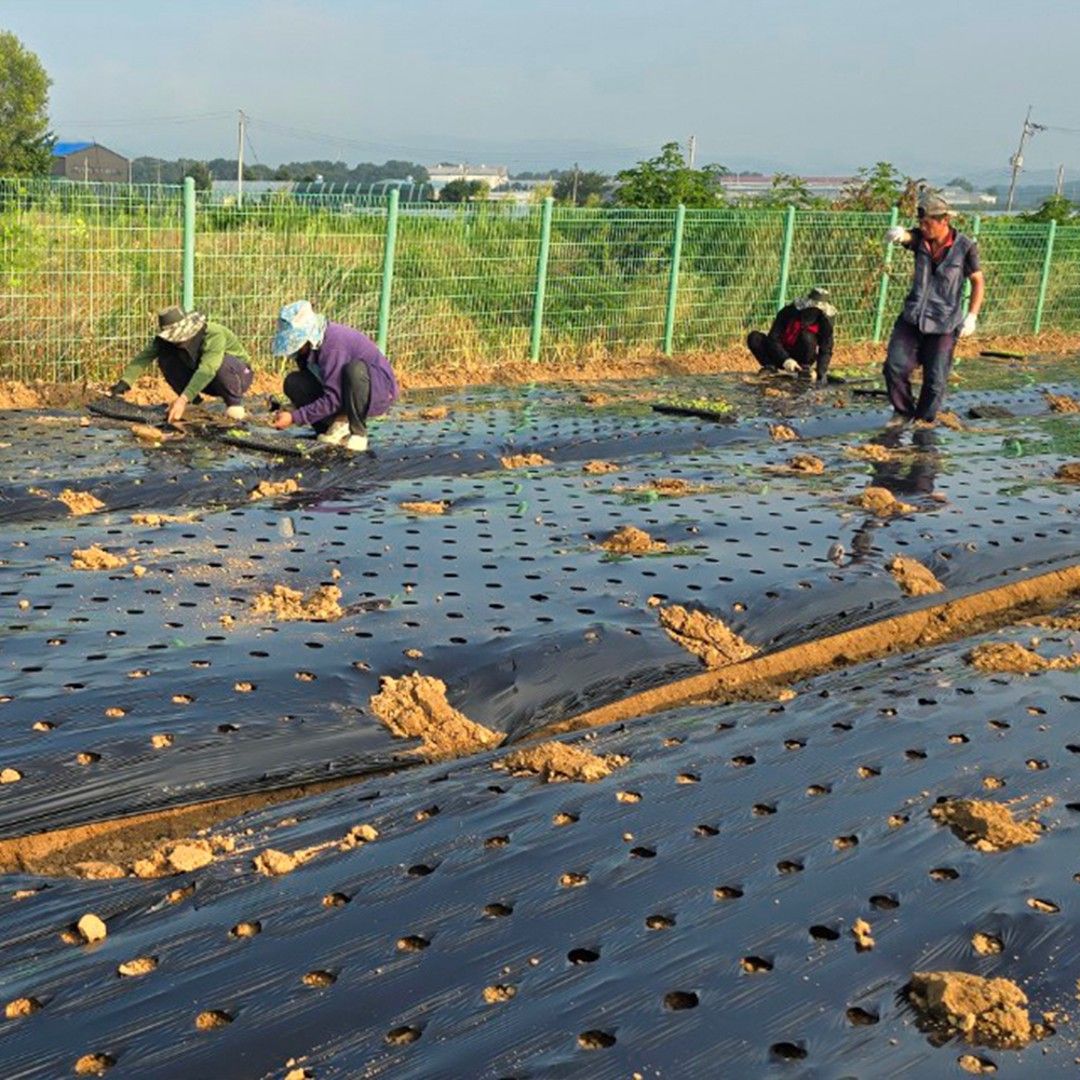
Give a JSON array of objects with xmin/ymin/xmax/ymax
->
[{"xmin": 53, "ymin": 111, "xmax": 233, "ymax": 127}]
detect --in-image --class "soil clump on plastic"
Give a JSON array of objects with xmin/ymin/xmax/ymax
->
[
  {"xmin": 494, "ymin": 741, "xmax": 627, "ymax": 783},
  {"xmin": 250, "ymin": 478, "xmax": 300, "ymax": 501},
  {"xmin": 851, "ymin": 486, "xmax": 916, "ymax": 516},
  {"xmin": 369, "ymin": 672, "xmax": 502, "ymax": 761},
  {"xmin": 1045, "ymin": 392, "xmax": 1080, "ymax": 413},
  {"xmin": 659, "ymin": 604, "xmax": 759, "ymax": 667},
  {"xmin": 71, "ymin": 546, "xmax": 128, "ymax": 571},
  {"xmin": 1055, "ymin": 462, "xmax": 1080, "ymax": 482},
  {"xmin": 54, "ymin": 489, "xmax": 105, "ymax": 516},
  {"xmin": 908, "ymin": 971, "xmax": 1037, "ymax": 1049},
  {"xmin": 251, "ymin": 584, "xmax": 344, "ymax": 622},
  {"xmin": 930, "ymin": 799, "xmax": 1043, "ymax": 851},
  {"xmin": 582, "ymin": 459, "xmax": 619, "ymax": 474},
  {"xmin": 888, "ymin": 556, "xmax": 945, "ymax": 596},
  {"xmin": 500, "ymin": 453, "xmax": 551, "ymax": 469},
  {"xmin": 601, "ymin": 525, "xmax": 666, "ymax": 554},
  {"xmin": 968, "ymin": 641, "xmax": 1080, "ymax": 673},
  {"xmin": 399, "ymin": 500, "xmax": 448, "ymax": 515}
]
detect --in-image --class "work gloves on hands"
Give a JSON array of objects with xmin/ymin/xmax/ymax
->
[
  {"xmin": 108, "ymin": 380, "xmax": 130, "ymax": 397},
  {"xmin": 959, "ymin": 313, "xmax": 978, "ymax": 338},
  {"xmin": 885, "ymin": 226, "xmax": 909, "ymax": 245},
  {"xmin": 781, "ymin": 358, "xmax": 800, "ymax": 373}
]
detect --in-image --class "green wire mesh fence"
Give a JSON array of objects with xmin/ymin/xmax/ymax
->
[{"xmin": 0, "ymin": 177, "xmax": 1077, "ymax": 383}]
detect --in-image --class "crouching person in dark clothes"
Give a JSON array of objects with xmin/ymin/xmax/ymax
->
[
  {"xmin": 270, "ymin": 300, "xmax": 399, "ymax": 452},
  {"xmin": 111, "ymin": 307, "xmax": 253, "ymax": 424},
  {"xmin": 746, "ymin": 287, "xmax": 836, "ymax": 381},
  {"xmin": 883, "ymin": 190, "xmax": 984, "ymax": 426}
]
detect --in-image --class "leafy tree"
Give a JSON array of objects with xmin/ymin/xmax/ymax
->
[
  {"xmin": 553, "ymin": 169, "xmax": 609, "ymax": 206},
  {"xmin": 834, "ymin": 162, "xmax": 921, "ymax": 214},
  {"xmin": 752, "ymin": 173, "xmax": 827, "ymax": 210},
  {"xmin": 439, "ymin": 179, "xmax": 488, "ymax": 202},
  {"xmin": 0, "ymin": 31, "xmax": 53, "ymax": 175},
  {"xmin": 182, "ymin": 161, "xmax": 212, "ymax": 191},
  {"xmin": 614, "ymin": 142, "xmax": 727, "ymax": 208},
  {"xmin": 1025, "ymin": 193, "xmax": 1075, "ymax": 224}
]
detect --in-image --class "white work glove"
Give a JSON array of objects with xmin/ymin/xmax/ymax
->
[
  {"xmin": 781, "ymin": 358, "xmax": 799, "ymax": 373},
  {"xmin": 809, "ymin": 369, "xmax": 819, "ymax": 382},
  {"xmin": 959, "ymin": 312, "xmax": 978, "ymax": 338},
  {"xmin": 885, "ymin": 226, "xmax": 908, "ymax": 244}
]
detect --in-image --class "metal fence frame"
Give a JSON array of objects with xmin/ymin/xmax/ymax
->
[{"xmin": 0, "ymin": 176, "xmax": 1073, "ymax": 381}]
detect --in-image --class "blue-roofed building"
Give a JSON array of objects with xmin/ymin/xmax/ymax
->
[{"xmin": 51, "ymin": 141, "xmax": 129, "ymax": 183}]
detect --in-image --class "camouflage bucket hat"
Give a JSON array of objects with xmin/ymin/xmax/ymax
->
[{"xmin": 156, "ymin": 307, "xmax": 207, "ymax": 343}]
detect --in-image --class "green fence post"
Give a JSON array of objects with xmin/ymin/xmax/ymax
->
[
  {"xmin": 376, "ymin": 187, "xmax": 400, "ymax": 354},
  {"xmin": 963, "ymin": 214, "xmax": 981, "ymax": 314},
  {"xmin": 1034, "ymin": 219, "xmax": 1056, "ymax": 334},
  {"xmin": 872, "ymin": 206, "xmax": 899, "ymax": 343},
  {"xmin": 662, "ymin": 204, "xmax": 686, "ymax": 356},
  {"xmin": 182, "ymin": 176, "xmax": 195, "ymax": 310},
  {"xmin": 529, "ymin": 196, "xmax": 554, "ymax": 362},
  {"xmin": 776, "ymin": 204, "xmax": 796, "ymax": 310}
]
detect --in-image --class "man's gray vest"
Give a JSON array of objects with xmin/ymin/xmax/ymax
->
[{"xmin": 901, "ymin": 231, "xmax": 976, "ymax": 334}]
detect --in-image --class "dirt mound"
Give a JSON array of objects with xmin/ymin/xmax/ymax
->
[
  {"xmin": 71, "ymin": 546, "xmax": 128, "ymax": 571},
  {"xmin": 909, "ymin": 971, "xmax": 1036, "ymax": 1049},
  {"xmin": 769, "ymin": 423, "xmax": 799, "ymax": 441},
  {"xmin": 930, "ymin": 799, "xmax": 1042, "ymax": 851},
  {"xmin": 582, "ymin": 459, "xmax": 619, "ymax": 474},
  {"xmin": 130, "ymin": 513, "xmax": 195, "ymax": 527},
  {"xmin": 786, "ymin": 454, "xmax": 825, "ymax": 474},
  {"xmin": 399, "ymin": 500, "xmax": 448, "ymax": 515},
  {"xmin": 494, "ymin": 741, "xmax": 627, "ymax": 783},
  {"xmin": 659, "ymin": 604, "xmax": 759, "ymax": 667},
  {"xmin": 888, "ymin": 556, "xmax": 944, "ymax": 596},
  {"xmin": 251, "ymin": 584, "xmax": 343, "ymax": 622},
  {"xmin": 0, "ymin": 382, "xmax": 43, "ymax": 409},
  {"xmin": 938, "ymin": 411, "xmax": 965, "ymax": 431},
  {"xmin": 1055, "ymin": 462, "xmax": 1080, "ymax": 482},
  {"xmin": 601, "ymin": 525, "xmax": 666, "ymax": 554},
  {"xmin": 249, "ymin": 478, "xmax": 300, "ymax": 501},
  {"xmin": 851, "ymin": 486, "xmax": 916, "ymax": 517},
  {"xmin": 500, "ymin": 453, "xmax": 551, "ymax": 469},
  {"xmin": 54, "ymin": 489, "xmax": 104, "ymax": 516},
  {"xmin": 1045, "ymin": 392, "xmax": 1080, "ymax": 413},
  {"xmin": 968, "ymin": 641, "xmax": 1080, "ymax": 673},
  {"xmin": 369, "ymin": 672, "xmax": 502, "ymax": 761},
  {"xmin": 845, "ymin": 443, "xmax": 900, "ymax": 463},
  {"xmin": 133, "ymin": 838, "xmax": 217, "ymax": 878}
]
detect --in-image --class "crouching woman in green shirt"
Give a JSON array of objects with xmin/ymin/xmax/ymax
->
[{"xmin": 111, "ymin": 307, "xmax": 253, "ymax": 424}]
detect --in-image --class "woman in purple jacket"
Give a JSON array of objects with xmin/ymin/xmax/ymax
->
[{"xmin": 270, "ymin": 300, "xmax": 399, "ymax": 452}]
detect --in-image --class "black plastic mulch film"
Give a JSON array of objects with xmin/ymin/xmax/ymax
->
[{"xmin": 0, "ymin": 368, "xmax": 1078, "ymax": 1077}]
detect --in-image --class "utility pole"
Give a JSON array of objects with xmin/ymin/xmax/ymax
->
[
  {"xmin": 1005, "ymin": 106, "xmax": 1046, "ymax": 213},
  {"xmin": 687, "ymin": 134, "xmax": 697, "ymax": 168},
  {"xmin": 571, "ymin": 162, "xmax": 579, "ymax": 205},
  {"xmin": 1056, "ymin": 164, "xmax": 1065, "ymax": 197},
  {"xmin": 237, "ymin": 110, "xmax": 246, "ymax": 208}
]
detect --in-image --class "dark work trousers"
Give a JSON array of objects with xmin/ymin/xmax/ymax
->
[
  {"xmin": 747, "ymin": 329, "xmax": 817, "ymax": 371},
  {"xmin": 883, "ymin": 317, "xmax": 958, "ymax": 422},
  {"xmin": 158, "ymin": 353, "xmax": 252, "ymax": 406},
  {"xmin": 284, "ymin": 361, "xmax": 372, "ymax": 435}
]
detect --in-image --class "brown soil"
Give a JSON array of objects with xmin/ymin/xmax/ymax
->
[
  {"xmin": 57, "ymin": 489, "xmax": 105, "ymax": 516},
  {"xmin": 851, "ymin": 486, "xmax": 916, "ymax": 516},
  {"xmin": 500, "ymin": 453, "xmax": 552, "ymax": 469},
  {"xmin": 851, "ymin": 918, "xmax": 875, "ymax": 951},
  {"xmin": 786, "ymin": 454, "xmax": 825, "ymax": 474},
  {"xmin": 1045, "ymin": 392, "xmax": 1080, "ymax": 413},
  {"xmin": 909, "ymin": 971, "xmax": 1035, "ymax": 1049},
  {"xmin": 958, "ymin": 1054, "xmax": 998, "ymax": 1075},
  {"xmin": 1055, "ymin": 463, "xmax": 1080, "ymax": 482},
  {"xmin": 368, "ymin": 672, "xmax": 502, "ymax": 761},
  {"xmin": 399, "ymin": 500, "xmax": 449, "ymax": 515},
  {"xmin": 582, "ymin": 459, "xmax": 619, "ymax": 474},
  {"xmin": 129, "ymin": 422, "xmax": 167, "ymax": 444},
  {"xmin": 5, "ymin": 996, "xmax": 42, "ymax": 1019},
  {"xmin": 130, "ymin": 513, "xmax": 196, "ymax": 526},
  {"xmin": 483, "ymin": 984, "xmax": 517, "ymax": 1004},
  {"xmin": 972, "ymin": 933, "xmax": 1004, "ymax": 956},
  {"xmin": 74, "ymin": 1053, "xmax": 115, "ymax": 1076},
  {"xmin": 249, "ymin": 478, "xmax": 300, "ymax": 501},
  {"xmin": 71, "ymin": 546, "xmax": 128, "ymax": 571},
  {"xmin": 251, "ymin": 584, "xmax": 343, "ymax": 622},
  {"xmin": 938, "ymin": 411, "xmax": 966, "ymax": 431},
  {"xmin": 845, "ymin": 443, "xmax": 901, "ymax": 463},
  {"xmin": 659, "ymin": 604, "xmax": 759, "ymax": 667},
  {"xmin": 493, "ymin": 741, "xmax": 627, "ymax": 783},
  {"xmin": 930, "ymin": 799, "xmax": 1042, "ymax": 852},
  {"xmin": 888, "ymin": 556, "xmax": 945, "ymax": 597},
  {"xmin": 769, "ymin": 423, "xmax": 799, "ymax": 441},
  {"xmin": 601, "ymin": 525, "xmax": 666, "ymax": 554},
  {"xmin": 968, "ymin": 641, "xmax": 1080, "ymax": 673},
  {"xmin": 533, "ymin": 562, "xmax": 1080, "ymax": 739}
]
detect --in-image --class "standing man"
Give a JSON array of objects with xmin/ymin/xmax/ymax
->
[
  {"xmin": 746, "ymin": 287, "xmax": 836, "ymax": 382},
  {"xmin": 270, "ymin": 300, "xmax": 398, "ymax": 452},
  {"xmin": 883, "ymin": 191, "xmax": 984, "ymax": 425},
  {"xmin": 111, "ymin": 307, "xmax": 253, "ymax": 424}
]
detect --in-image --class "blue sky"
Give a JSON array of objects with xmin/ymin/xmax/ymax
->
[{"xmin": 4, "ymin": 0, "xmax": 1080, "ymax": 180}]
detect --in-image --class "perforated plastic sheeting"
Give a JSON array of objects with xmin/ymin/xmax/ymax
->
[
  {"xmin": 0, "ymin": 375, "xmax": 1077, "ymax": 833},
  {"xmin": 1, "ymin": 616, "xmax": 1079, "ymax": 1077}
]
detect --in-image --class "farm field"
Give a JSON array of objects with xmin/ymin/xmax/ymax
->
[{"xmin": 1, "ymin": 357, "xmax": 1080, "ymax": 1077}]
